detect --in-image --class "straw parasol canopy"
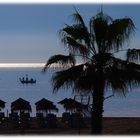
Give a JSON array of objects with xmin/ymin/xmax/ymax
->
[
  {"xmin": 11, "ymin": 98, "xmax": 32, "ymax": 113},
  {"xmin": 58, "ymin": 98, "xmax": 87, "ymax": 113},
  {"xmin": 0, "ymin": 99, "xmax": 6, "ymax": 111},
  {"xmin": 35, "ymin": 98, "xmax": 58, "ymax": 113}
]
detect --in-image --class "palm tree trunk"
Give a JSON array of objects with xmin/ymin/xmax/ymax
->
[{"xmin": 91, "ymin": 79, "xmax": 104, "ymax": 134}]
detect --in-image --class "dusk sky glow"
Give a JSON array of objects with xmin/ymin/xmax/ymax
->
[{"xmin": 0, "ymin": 4, "xmax": 140, "ymax": 63}]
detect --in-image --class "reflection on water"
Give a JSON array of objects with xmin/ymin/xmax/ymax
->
[{"xmin": 0, "ymin": 63, "xmax": 44, "ymax": 68}]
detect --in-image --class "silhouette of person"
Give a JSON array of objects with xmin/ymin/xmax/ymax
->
[
  {"xmin": 26, "ymin": 74, "xmax": 28, "ymax": 82},
  {"xmin": 22, "ymin": 77, "xmax": 25, "ymax": 81},
  {"xmin": 30, "ymin": 78, "xmax": 33, "ymax": 82}
]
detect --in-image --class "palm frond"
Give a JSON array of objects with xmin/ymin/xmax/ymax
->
[
  {"xmin": 62, "ymin": 36, "xmax": 90, "ymax": 57},
  {"xmin": 111, "ymin": 57, "xmax": 128, "ymax": 69},
  {"xmin": 74, "ymin": 75, "xmax": 94, "ymax": 94},
  {"xmin": 91, "ymin": 15, "xmax": 108, "ymax": 50},
  {"xmin": 127, "ymin": 48, "xmax": 140, "ymax": 62},
  {"xmin": 70, "ymin": 11, "xmax": 91, "ymax": 48},
  {"xmin": 92, "ymin": 53, "xmax": 113, "ymax": 67},
  {"xmin": 105, "ymin": 60, "xmax": 140, "ymax": 95},
  {"xmin": 60, "ymin": 24, "xmax": 88, "ymax": 41},
  {"xmin": 74, "ymin": 64, "xmax": 104, "ymax": 94},
  {"xmin": 90, "ymin": 12, "xmax": 112, "ymax": 53},
  {"xmin": 107, "ymin": 18, "xmax": 135, "ymax": 51},
  {"xmin": 71, "ymin": 10, "xmax": 85, "ymax": 27},
  {"xmin": 112, "ymin": 57, "xmax": 140, "ymax": 71},
  {"xmin": 89, "ymin": 11, "xmax": 112, "ymax": 35},
  {"xmin": 52, "ymin": 64, "xmax": 86, "ymax": 92},
  {"xmin": 43, "ymin": 54, "xmax": 75, "ymax": 71},
  {"xmin": 126, "ymin": 62, "xmax": 140, "ymax": 71},
  {"xmin": 114, "ymin": 69, "xmax": 140, "ymax": 91},
  {"xmin": 95, "ymin": 11, "xmax": 113, "ymax": 23},
  {"xmin": 106, "ymin": 67, "xmax": 129, "ymax": 95}
]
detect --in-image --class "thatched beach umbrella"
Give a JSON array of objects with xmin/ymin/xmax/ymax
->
[
  {"xmin": 0, "ymin": 99, "xmax": 5, "ymax": 108},
  {"xmin": 35, "ymin": 98, "xmax": 58, "ymax": 114},
  {"xmin": 0, "ymin": 99, "xmax": 6, "ymax": 111},
  {"xmin": 11, "ymin": 98, "xmax": 32, "ymax": 113},
  {"xmin": 58, "ymin": 98, "xmax": 69, "ymax": 104},
  {"xmin": 58, "ymin": 98, "xmax": 87, "ymax": 113}
]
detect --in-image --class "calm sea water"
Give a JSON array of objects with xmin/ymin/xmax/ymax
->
[{"xmin": 0, "ymin": 67, "xmax": 140, "ymax": 117}]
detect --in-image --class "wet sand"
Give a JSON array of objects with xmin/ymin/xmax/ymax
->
[{"xmin": 0, "ymin": 117, "xmax": 140, "ymax": 135}]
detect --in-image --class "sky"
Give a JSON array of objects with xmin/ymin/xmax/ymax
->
[{"xmin": 0, "ymin": 4, "xmax": 140, "ymax": 63}]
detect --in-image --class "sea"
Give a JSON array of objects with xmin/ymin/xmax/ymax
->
[{"xmin": 0, "ymin": 63, "xmax": 140, "ymax": 118}]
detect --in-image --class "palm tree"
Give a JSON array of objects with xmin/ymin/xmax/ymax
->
[{"xmin": 43, "ymin": 9, "xmax": 140, "ymax": 134}]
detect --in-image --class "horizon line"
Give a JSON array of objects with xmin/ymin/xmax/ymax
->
[{"xmin": 0, "ymin": 62, "xmax": 82, "ymax": 68}]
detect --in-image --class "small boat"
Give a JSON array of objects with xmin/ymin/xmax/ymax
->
[{"xmin": 19, "ymin": 74, "xmax": 36, "ymax": 84}]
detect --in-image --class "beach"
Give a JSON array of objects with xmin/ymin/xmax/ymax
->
[
  {"xmin": 103, "ymin": 117, "xmax": 140, "ymax": 135},
  {"xmin": 0, "ymin": 117, "xmax": 140, "ymax": 135}
]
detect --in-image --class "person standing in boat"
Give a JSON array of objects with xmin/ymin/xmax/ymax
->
[
  {"xmin": 22, "ymin": 77, "xmax": 25, "ymax": 81},
  {"xmin": 30, "ymin": 78, "xmax": 33, "ymax": 83},
  {"xmin": 25, "ymin": 74, "xmax": 28, "ymax": 82}
]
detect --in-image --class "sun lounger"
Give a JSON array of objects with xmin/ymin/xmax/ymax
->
[
  {"xmin": 45, "ymin": 113, "xmax": 57, "ymax": 128},
  {"xmin": 36, "ymin": 113, "xmax": 47, "ymax": 128},
  {"xmin": 0, "ymin": 112, "xmax": 5, "ymax": 124},
  {"xmin": 9, "ymin": 112, "xmax": 19, "ymax": 128},
  {"xmin": 19, "ymin": 112, "xmax": 31, "ymax": 128},
  {"xmin": 69, "ymin": 113, "xmax": 84, "ymax": 128},
  {"xmin": 62, "ymin": 112, "xmax": 71, "ymax": 123}
]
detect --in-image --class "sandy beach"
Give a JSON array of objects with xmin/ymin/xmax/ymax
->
[{"xmin": 0, "ymin": 117, "xmax": 140, "ymax": 135}]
